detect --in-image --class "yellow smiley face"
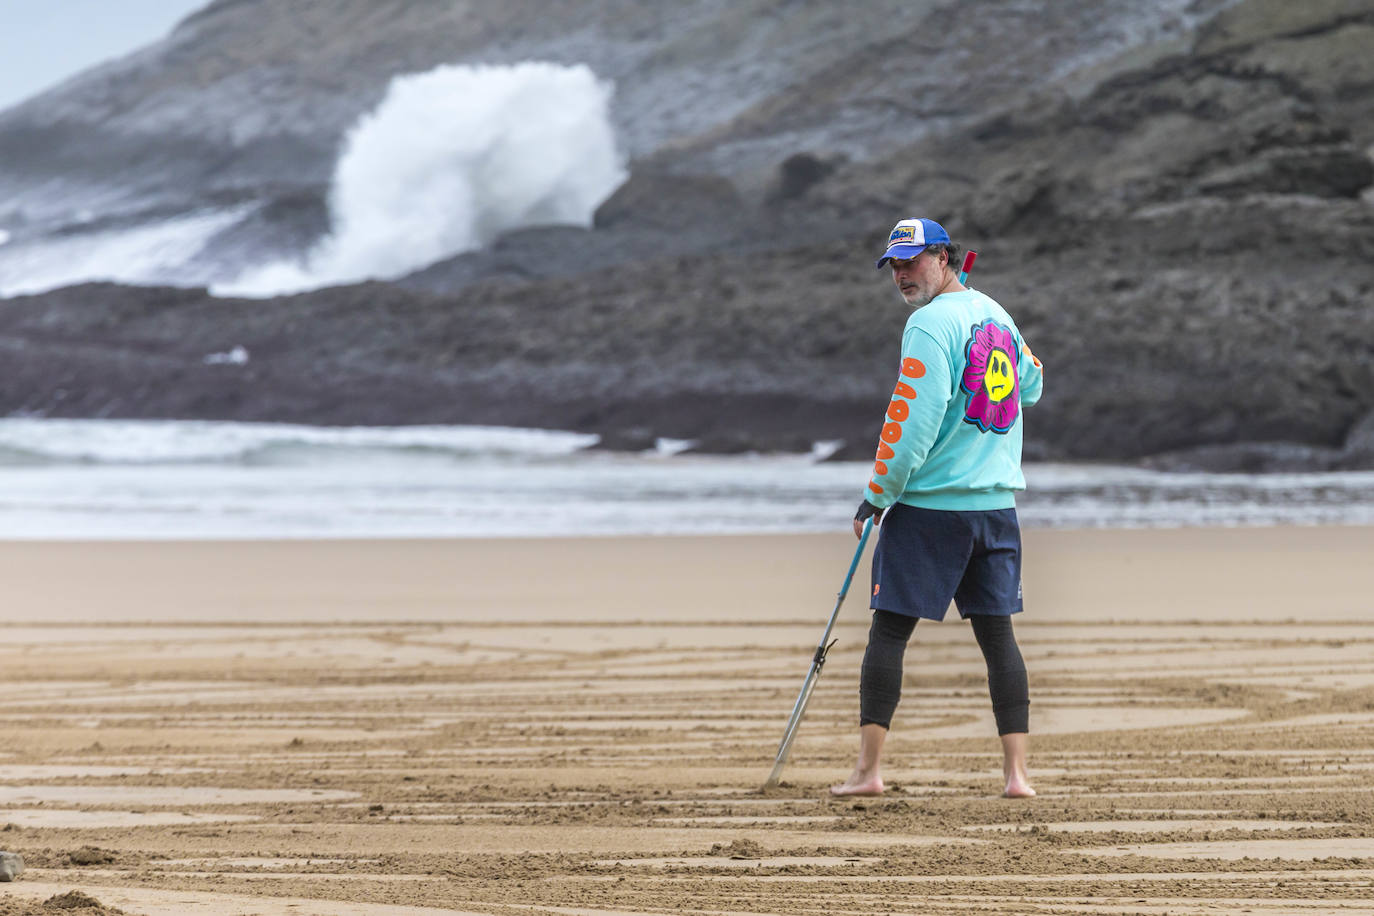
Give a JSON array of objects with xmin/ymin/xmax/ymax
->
[{"xmin": 984, "ymin": 348, "xmax": 1015, "ymax": 403}]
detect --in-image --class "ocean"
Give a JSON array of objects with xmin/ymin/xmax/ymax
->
[{"xmin": 0, "ymin": 419, "xmax": 1368, "ymax": 539}]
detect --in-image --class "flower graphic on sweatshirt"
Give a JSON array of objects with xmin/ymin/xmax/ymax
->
[{"xmin": 960, "ymin": 319, "xmax": 1020, "ymax": 434}]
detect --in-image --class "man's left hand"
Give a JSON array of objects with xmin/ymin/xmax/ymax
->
[{"xmin": 853, "ymin": 500, "xmax": 884, "ymax": 538}]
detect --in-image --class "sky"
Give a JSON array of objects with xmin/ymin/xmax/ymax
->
[{"xmin": 0, "ymin": 0, "xmax": 209, "ymax": 112}]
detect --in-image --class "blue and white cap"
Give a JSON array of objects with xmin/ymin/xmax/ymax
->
[{"xmin": 875, "ymin": 218, "xmax": 950, "ymax": 268}]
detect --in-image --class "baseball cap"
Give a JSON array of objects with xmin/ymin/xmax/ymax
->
[{"xmin": 875, "ymin": 218, "xmax": 950, "ymax": 268}]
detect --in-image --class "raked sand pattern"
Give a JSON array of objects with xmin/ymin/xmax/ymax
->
[{"xmin": 0, "ymin": 528, "xmax": 1371, "ymax": 915}]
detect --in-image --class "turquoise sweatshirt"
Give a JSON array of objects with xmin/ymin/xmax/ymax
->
[{"xmin": 864, "ymin": 288, "xmax": 1043, "ymax": 511}]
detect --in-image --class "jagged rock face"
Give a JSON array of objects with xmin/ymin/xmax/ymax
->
[
  {"xmin": 0, "ymin": 0, "xmax": 1234, "ymax": 246},
  {"xmin": 0, "ymin": 0, "xmax": 1371, "ymax": 468}
]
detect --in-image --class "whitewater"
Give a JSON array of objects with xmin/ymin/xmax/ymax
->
[
  {"xmin": 220, "ymin": 62, "xmax": 625, "ymax": 296},
  {"xmin": 0, "ymin": 62, "xmax": 626, "ymax": 297},
  {"xmin": 0, "ymin": 419, "xmax": 1369, "ymax": 539}
]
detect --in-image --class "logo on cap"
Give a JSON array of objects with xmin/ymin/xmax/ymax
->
[{"xmin": 877, "ymin": 217, "xmax": 949, "ymax": 268}]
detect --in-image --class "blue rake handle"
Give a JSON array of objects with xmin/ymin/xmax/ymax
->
[{"xmin": 762, "ymin": 517, "xmax": 874, "ymax": 789}]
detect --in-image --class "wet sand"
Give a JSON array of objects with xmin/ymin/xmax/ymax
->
[{"xmin": 0, "ymin": 526, "xmax": 1372, "ymax": 915}]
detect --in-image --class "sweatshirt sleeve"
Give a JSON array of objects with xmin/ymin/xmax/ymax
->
[
  {"xmin": 863, "ymin": 326, "xmax": 952, "ymax": 508},
  {"xmin": 1018, "ymin": 337, "xmax": 1044, "ymax": 408}
]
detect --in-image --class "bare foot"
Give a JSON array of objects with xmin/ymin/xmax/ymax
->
[
  {"xmin": 999, "ymin": 733, "xmax": 1034, "ymax": 797},
  {"xmin": 1002, "ymin": 772, "xmax": 1036, "ymax": 798},
  {"xmin": 829, "ymin": 771, "xmax": 884, "ymax": 797}
]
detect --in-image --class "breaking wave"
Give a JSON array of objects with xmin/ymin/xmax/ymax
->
[
  {"xmin": 0, "ymin": 419, "xmax": 1370, "ymax": 538},
  {"xmin": 217, "ymin": 61, "xmax": 626, "ymax": 296},
  {"xmin": 0, "ymin": 418, "xmax": 598, "ymax": 466}
]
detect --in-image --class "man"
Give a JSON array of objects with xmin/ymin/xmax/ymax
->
[{"xmin": 830, "ymin": 217, "xmax": 1043, "ymax": 799}]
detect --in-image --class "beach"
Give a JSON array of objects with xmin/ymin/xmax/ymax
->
[{"xmin": 1, "ymin": 526, "xmax": 1372, "ymax": 914}]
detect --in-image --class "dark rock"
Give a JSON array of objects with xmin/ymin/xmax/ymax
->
[
  {"xmin": 400, "ymin": 225, "xmax": 603, "ymax": 293},
  {"xmin": 766, "ymin": 153, "xmax": 842, "ymax": 203},
  {"xmin": 965, "ymin": 164, "xmax": 1057, "ymax": 235},
  {"xmin": 1194, "ymin": 144, "xmax": 1374, "ymax": 198},
  {"xmin": 586, "ymin": 428, "xmax": 658, "ymax": 453},
  {"xmin": 593, "ymin": 171, "xmax": 743, "ymax": 232}
]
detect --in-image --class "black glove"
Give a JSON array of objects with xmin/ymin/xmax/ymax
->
[{"xmin": 854, "ymin": 500, "xmax": 881, "ymax": 522}]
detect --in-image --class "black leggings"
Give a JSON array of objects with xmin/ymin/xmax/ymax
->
[{"xmin": 859, "ymin": 609, "xmax": 1029, "ymax": 735}]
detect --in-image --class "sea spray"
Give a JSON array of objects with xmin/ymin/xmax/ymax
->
[
  {"xmin": 0, "ymin": 208, "xmax": 250, "ymax": 297},
  {"xmin": 218, "ymin": 62, "xmax": 626, "ymax": 296}
]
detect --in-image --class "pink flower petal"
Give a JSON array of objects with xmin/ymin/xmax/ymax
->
[
  {"xmin": 989, "ymin": 397, "xmax": 1019, "ymax": 432},
  {"xmin": 965, "ymin": 389, "xmax": 991, "ymax": 427}
]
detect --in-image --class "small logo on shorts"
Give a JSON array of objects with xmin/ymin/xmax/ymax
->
[
  {"xmin": 873, "ymin": 584, "xmax": 881, "ymax": 597},
  {"xmin": 1017, "ymin": 580, "xmax": 1022, "ymax": 599}
]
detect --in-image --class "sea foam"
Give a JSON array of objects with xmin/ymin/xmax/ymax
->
[
  {"xmin": 0, "ymin": 207, "xmax": 251, "ymax": 297},
  {"xmin": 217, "ymin": 62, "xmax": 626, "ymax": 296},
  {"xmin": 0, "ymin": 419, "xmax": 1370, "ymax": 538},
  {"xmin": 0, "ymin": 418, "xmax": 598, "ymax": 465}
]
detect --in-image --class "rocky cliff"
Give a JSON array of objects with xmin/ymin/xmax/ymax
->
[{"xmin": 0, "ymin": 0, "xmax": 1371, "ymax": 469}]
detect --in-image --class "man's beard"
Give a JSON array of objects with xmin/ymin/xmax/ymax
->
[{"xmin": 899, "ymin": 285, "xmax": 934, "ymax": 308}]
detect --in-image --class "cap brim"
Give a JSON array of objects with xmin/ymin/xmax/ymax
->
[{"xmin": 875, "ymin": 244, "xmax": 929, "ymax": 268}]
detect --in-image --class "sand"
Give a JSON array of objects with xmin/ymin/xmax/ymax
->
[{"xmin": 0, "ymin": 526, "xmax": 1371, "ymax": 915}]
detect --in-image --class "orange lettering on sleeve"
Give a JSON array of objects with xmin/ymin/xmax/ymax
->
[
  {"xmin": 887, "ymin": 401, "xmax": 909, "ymax": 422},
  {"xmin": 893, "ymin": 381, "xmax": 917, "ymax": 399},
  {"xmin": 868, "ymin": 481, "xmax": 884, "ymax": 495},
  {"xmin": 876, "ymin": 441, "xmax": 895, "ymax": 460},
  {"xmin": 880, "ymin": 422, "xmax": 903, "ymax": 444},
  {"xmin": 874, "ymin": 461, "xmax": 889, "ymax": 476},
  {"xmin": 901, "ymin": 358, "xmax": 926, "ymax": 379}
]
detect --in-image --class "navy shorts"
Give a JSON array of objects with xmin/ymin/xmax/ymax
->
[{"xmin": 870, "ymin": 504, "xmax": 1023, "ymax": 621}]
